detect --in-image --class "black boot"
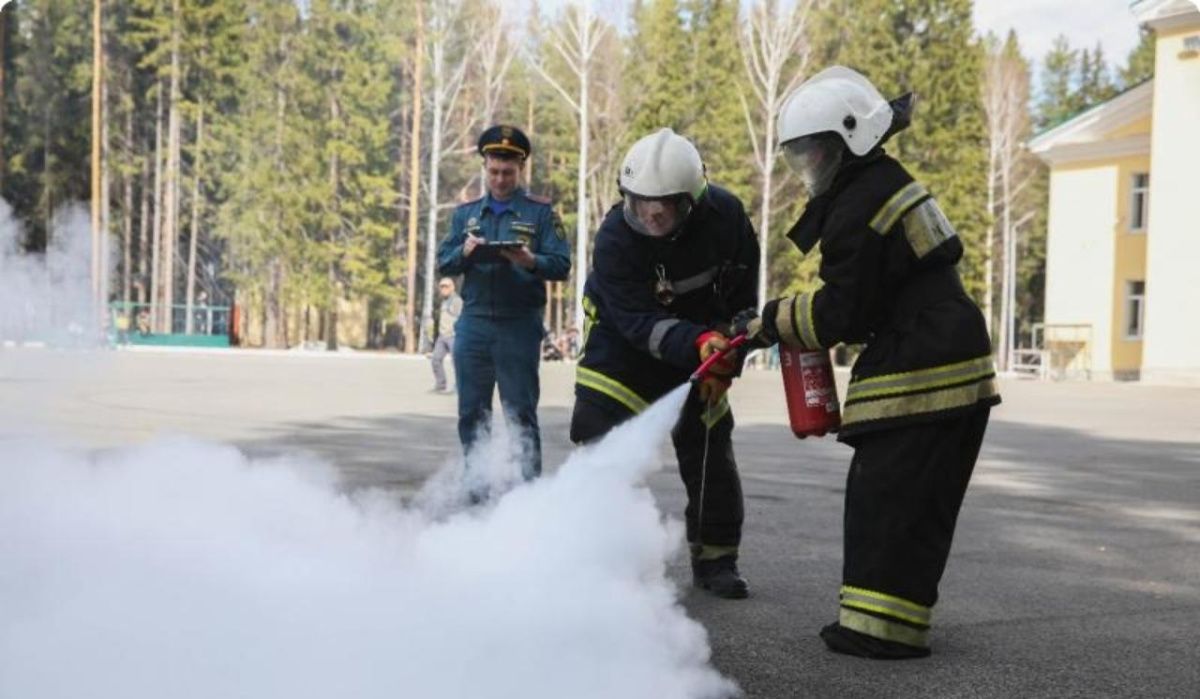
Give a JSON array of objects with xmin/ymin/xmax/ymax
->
[
  {"xmin": 691, "ymin": 554, "xmax": 750, "ymax": 599},
  {"xmin": 819, "ymin": 622, "xmax": 930, "ymax": 659}
]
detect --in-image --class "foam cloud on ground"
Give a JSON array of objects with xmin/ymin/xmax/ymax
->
[{"xmin": 0, "ymin": 384, "xmax": 737, "ymax": 699}]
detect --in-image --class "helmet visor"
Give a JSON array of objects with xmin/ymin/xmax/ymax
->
[
  {"xmin": 622, "ymin": 192, "xmax": 694, "ymax": 238},
  {"xmin": 781, "ymin": 135, "xmax": 843, "ymax": 196}
]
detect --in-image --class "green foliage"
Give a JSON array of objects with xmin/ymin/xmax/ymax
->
[
  {"xmin": 4, "ymin": 0, "xmax": 93, "ymax": 247},
  {"xmin": 821, "ymin": 0, "xmax": 989, "ymax": 302},
  {"xmin": 686, "ymin": 0, "xmax": 753, "ymax": 205},
  {"xmin": 628, "ymin": 0, "xmax": 691, "ymax": 137},
  {"xmin": 1120, "ymin": 26, "xmax": 1155, "ymax": 88},
  {"xmin": 0, "ymin": 0, "xmax": 1080, "ymax": 347}
]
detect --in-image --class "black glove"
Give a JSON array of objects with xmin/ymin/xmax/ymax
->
[{"xmin": 731, "ymin": 301, "xmax": 781, "ymax": 349}]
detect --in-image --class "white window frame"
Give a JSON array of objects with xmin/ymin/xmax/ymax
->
[
  {"xmin": 1129, "ymin": 172, "xmax": 1149, "ymax": 233},
  {"xmin": 1125, "ymin": 280, "xmax": 1146, "ymax": 340}
]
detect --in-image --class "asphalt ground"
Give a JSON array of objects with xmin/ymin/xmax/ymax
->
[{"xmin": 2, "ymin": 347, "xmax": 1198, "ymax": 698}]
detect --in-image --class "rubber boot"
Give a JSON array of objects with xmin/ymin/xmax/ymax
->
[
  {"xmin": 691, "ymin": 554, "xmax": 750, "ymax": 599},
  {"xmin": 820, "ymin": 622, "xmax": 931, "ymax": 659}
]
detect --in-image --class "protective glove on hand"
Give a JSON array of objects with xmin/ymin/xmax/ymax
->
[
  {"xmin": 731, "ymin": 300, "xmax": 783, "ymax": 349},
  {"xmin": 694, "ymin": 330, "xmax": 735, "ymax": 406},
  {"xmin": 695, "ymin": 330, "xmax": 736, "ymax": 377}
]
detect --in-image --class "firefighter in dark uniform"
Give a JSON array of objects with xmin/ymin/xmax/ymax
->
[
  {"xmin": 735, "ymin": 67, "xmax": 1001, "ymax": 657},
  {"xmin": 570, "ymin": 128, "xmax": 760, "ymax": 599},
  {"xmin": 437, "ymin": 125, "xmax": 571, "ymax": 489}
]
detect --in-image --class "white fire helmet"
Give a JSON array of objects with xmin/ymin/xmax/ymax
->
[
  {"xmin": 618, "ymin": 128, "xmax": 707, "ymax": 238},
  {"xmin": 777, "ymin": 66, "xmax": 894, "ymax": 194}
]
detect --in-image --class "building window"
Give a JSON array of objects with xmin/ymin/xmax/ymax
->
[
  {"xmin": 1130, "ymin": 173, "xmax": 1149, "ymax": 232},
  {"xmin": 1125, "ymin": 280, "xmax": 1146, "ymax": 340}
]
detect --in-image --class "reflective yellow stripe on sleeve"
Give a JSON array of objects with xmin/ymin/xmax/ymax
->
[
  {"xmin": 869, "ymin": 181, "xmax": 928, "ymax": 235},
  {"xmin": 773, "ymin": 295, "xmax": 801, "ymax": 347},
  {"xmin": 576, "ymin": 366, "xmax": 649, "ymax": 415},
  {"xmin": 794, "ymin": 291, "xmax": 820, "ymax": 350}
]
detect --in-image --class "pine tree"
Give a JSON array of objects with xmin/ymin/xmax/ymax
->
[
  {"xmin": 1078, "ymin": 43, "xmax": 1117, "ymax": 108},
  {"xmin": 628, "ymin": 0, "xmax": 691, "ymax": 137},
  {"xmin": 821, "ymin": 0, "xmax": 990, "ymax": 302},
  {"xmin": 687, "ymin": 0, "xmax": 754, "ymax": 205},
  {"xmin": 1036, "ymin": 35, "xmax": 1079, "ymax": 130},
  {"xmin": 7, "ymin": 0, "xmax": 94, "ymax": 248},
  {"xmin": 1121, "ymin": 27, "xmax": 1155, "ymax": 88}
]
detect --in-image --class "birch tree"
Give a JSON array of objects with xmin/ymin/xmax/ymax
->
[
  {"xmin": 738, "ymin": 0, "xmax": 812, "ymax": 306},
  {"xmin": 984, "ymin": 32, "xmax": 1036, "ymax": 369},
  {"xmin": 418, "ymin": 0, "xmax": 474, "ymax": 352},
  {"xmin": 528, "ymin": 2, "xmax": 610, "ymax": 332}
]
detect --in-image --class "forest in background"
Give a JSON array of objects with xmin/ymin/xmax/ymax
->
[{"xmin": 0, "ymin": 0, "xmax": 1155, "ymax": 364}]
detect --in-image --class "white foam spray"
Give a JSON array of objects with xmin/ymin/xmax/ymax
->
[
  {"xmin": 0, "ymin": 200, "xmax": 103, "ymax": 348},
  {"xmin": 0, "ymin": 383, "xmax": 738, "ymax": 699}
]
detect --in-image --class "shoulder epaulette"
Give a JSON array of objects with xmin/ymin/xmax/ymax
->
[
  {"xmin": 525, "ymin": 192, "xmax": 553, "ymax": 205},
  {"xmin": 457, "ymin": 196, "xmax": 484, "ymax": 209}
]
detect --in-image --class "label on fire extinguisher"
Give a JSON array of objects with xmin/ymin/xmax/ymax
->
[{"xmin": 799, "ymin": 351, "xmax": 835, "ymax": 409}]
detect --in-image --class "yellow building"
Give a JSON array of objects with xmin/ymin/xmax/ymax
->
[{"xmin": 1029, "ymin": 0, "xmax": 1200, "ymax": 383}]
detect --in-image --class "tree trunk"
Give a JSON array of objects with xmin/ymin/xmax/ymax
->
[
  {"xmin": 404, "ymin": 0, "xmax": 424, "ymax": 354},
  {"xmin": 998, "ymin": 152, "xmax": 1012, "ymax": 371},
  {"xmin": 159, "ymin": 0, "xmax": 182, "ymax": 333},
  {"xmin": 139, "ymin": 155, "xmax": 150, "ymax": 304},
  {"xmin": 150, "ymin": 82, "xmax": 164, "ymax": 329},
  {"xmin": 757, "ymin": 87, "xmax": 775, "ymax": 308},
  {"xmin": 573, "ymin": 54, "xmax": 588, "ymax": 333},
  {"xmin": 265, "ymin": 262, "xmax": 283, "ymax": 348},
  {"xmin": 420, "ymin": 17, "xmax": 444, "ymax": 354},
  {"xmin": 0, "ymin": 10, "xmax": 7, "ymax": 191},
  {"xmin": 122, "ymin": 106, "xmax": 134, "ymax": 305},
  {"xmin": 90, "ymin": 0, "xmax": 103, "ymax": 311},
  {"xmin": 985, "ymin": 136, "xmax": 997, "ymax": 340},
  {"xmin": 326, "ymin": 93, "xmax": 340, "ymax": 351},
  {"xmin": 185, "ymin": 101, "xmax": 204, "ymax": 334},
  {"xmin": 100, "ymin": 49, "xmax": 111, "ymax": 307}
]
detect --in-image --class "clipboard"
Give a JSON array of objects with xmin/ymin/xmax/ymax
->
[{"xmin": 471, "ymin": 240, "xmax": 525, "ymax": 264}]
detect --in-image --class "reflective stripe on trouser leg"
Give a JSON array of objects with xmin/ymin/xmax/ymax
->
[
  {"xmin": 672, "ymin": 389, "xmax": 742, "ymax": 547},
  {"xmin": 841, "ymin": 409, "xmax": 991, "ymax": 646},
  {"xmin": 839, "ymin": 585, "xmax": 931, "ymax": 647}
]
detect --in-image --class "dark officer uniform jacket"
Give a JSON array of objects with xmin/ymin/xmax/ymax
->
[
  {"xmin": 437, "ymin": 187, "xmax": 571, "ymax": 314},
  {"xmin": 773, "ymin": 151, "xmax": 1000, "ymax": 442},
  {"xmin": 576, "ymin": 184, "xmax": 759, "ymax": 420}
]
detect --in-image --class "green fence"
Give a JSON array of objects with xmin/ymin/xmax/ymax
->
[{"xmin": 110, "ymin": 302, "xmax": 232, "ymax": 348}]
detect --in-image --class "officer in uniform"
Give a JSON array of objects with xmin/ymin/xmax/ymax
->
[
  {"xmin": 735, "ymin": 67, "xmax": 1001, "ymax": 657},
  {"xmin": 437, "ymin": 125, "xmax": 571, "ymax": 487},
  {"xmin": 570, "ymin": 128, "xmax": 759, "ymax": 599}
]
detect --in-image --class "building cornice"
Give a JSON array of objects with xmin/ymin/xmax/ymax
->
[
  {"xmin": 1131, "ymin": 0, "xmax": 1200, "ymax": 30},
  {"xmin": 1034, "ymin": 134, "xmax": 1151, "ymax": 167},
  {"xmin": 1029, "ymin": 81, "xmax": 1154, "ymax": 155}
]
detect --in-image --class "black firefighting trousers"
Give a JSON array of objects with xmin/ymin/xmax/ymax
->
[
  {"xmin": 838, "ymin": 406, "xmax": 991, "ymax": 647},
  {"xmin": 570, "ymin": 388, "xmax": 744, "ymax": 547}
]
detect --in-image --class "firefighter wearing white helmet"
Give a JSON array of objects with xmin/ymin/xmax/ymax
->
[
  {"xmin": 618, "ymin": 127, "xmax": 708, "ymax": 238},
  {"xmin": 572, "ymin": 128, "xmax": 761, "ymax": 599},
  {"xmin": 733, "ymin": 66, "xmax": 1000, "ymax": 658}
]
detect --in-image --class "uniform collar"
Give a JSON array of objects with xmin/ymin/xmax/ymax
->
[
  {"xmin": 484, "ymin": 187, "xmax": 524, "ymax": 215},
  {"xmin": 786, "ymin": 149, "xmax": 886, "ymax": 254}
]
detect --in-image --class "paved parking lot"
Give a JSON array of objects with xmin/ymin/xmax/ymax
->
[{"xmin": 2, "ymin": 347, "xmax": 1198, "ymax": 697}]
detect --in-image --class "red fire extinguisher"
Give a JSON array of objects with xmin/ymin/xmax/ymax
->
[{"xmin": 780, "ymin": 346, "xmax": 841, "ymax": 438}]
